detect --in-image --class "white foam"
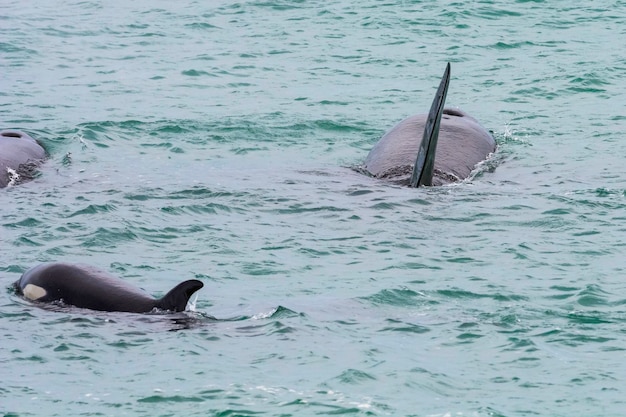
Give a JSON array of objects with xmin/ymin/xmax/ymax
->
[
  {"xmin": 186, "ymin": 293, "xmax": 198, "ymax": 311},
  {"xmin": 6, "ymin": 167, "xmax": 20, "ymax": 187},
  {"xmin": 252, "ymin": 306, "xmax": 278, "ymax": 320}
]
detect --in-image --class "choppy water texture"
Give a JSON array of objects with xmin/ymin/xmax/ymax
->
[{"xmin": 2, "ymin": 1, "xmax": 626, "ymax": 416}]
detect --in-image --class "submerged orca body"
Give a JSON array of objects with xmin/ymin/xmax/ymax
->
[
  {"xmin": 0, "ymin": 130, "xmax": 46, "ymax": 188},
  {"xmin": 14, "ymin": 263, "xmax": 204, "ymax": 313},
  {"xmin": 362, "ymin": 63, "xmax": 496, "ymax": 186}
]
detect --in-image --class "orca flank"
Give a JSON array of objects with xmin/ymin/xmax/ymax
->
[{"xmin": 14, "ymin": 263, "xmax": 204, "ymax": 313}]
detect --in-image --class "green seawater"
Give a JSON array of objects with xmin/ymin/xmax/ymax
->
[{"xmin": 2, "ymin": 1, "xmax": 626, "ymax": 416}]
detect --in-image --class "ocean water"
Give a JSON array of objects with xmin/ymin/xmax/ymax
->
[{"xmin": 2, "ymin": 0, "xmax": 626, "ymax": 416}]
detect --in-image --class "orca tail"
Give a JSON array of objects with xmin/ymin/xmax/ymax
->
[
  {"xmin": 156, "ymin": 279, "xmax": 204, "ymax": 312},
  {"xmin": 409, "ymin": 62, "xmax": 451, "ymax": 187}
]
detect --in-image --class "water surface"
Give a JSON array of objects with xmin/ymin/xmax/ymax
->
[{"xmin": 2, "ymin": 1, "xmax": 626, "ymax": 416}]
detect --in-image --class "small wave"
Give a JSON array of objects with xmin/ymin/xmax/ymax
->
[
  {"xmin": 436, "ymin": 288, "xmax": 527, "ymax": 302},
  {"xmin": 68, "ymin": 203, "xmax": 117, "ymax": 218},
  {"xmin": 252, "ymin": 305, "xmax": 300, "ymax": 320},
  {"xmin": 138, "ymin": 394, "xmax": 205, "ymax": 403},
  {"xmin": 333, "ymin": 368, "xmax": 376, "ymax": 384},
  {"xmin": 360, "ymin": 288, "xmax": 435, "ymax": 307},
  {"xmin": 181, "ymin": 69, "xmax": 212, "ymax": 77},
  {"xmin": 379, "ymin": 318, "xmax": 430, "ymax": 334}
]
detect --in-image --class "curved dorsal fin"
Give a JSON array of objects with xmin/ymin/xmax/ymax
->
[
  {"xmin": 156, "ymin": 279, "xmax": 204, "ymax": 312},
  {"xmin": 410, "ymin": 63, "xmax": 451, "ymax": 187}
]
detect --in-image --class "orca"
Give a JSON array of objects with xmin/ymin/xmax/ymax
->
[
  {"xmin": 14, "ymin": 262, "xmax": 204, "ymax": 313},
  {"xmin": 362, "ymin": 63, "xmax": 496, "ymax": 187},
  {"xmin": 0, "ymin": 130, "xmax": 46, "ymax": 188}
]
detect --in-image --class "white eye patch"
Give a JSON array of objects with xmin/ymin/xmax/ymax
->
[{"xmin": 23, "ymin": 284, "xmax": 47, "ymax": 300}]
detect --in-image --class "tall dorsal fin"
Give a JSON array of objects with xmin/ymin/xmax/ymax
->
[
  {"xmin": 156, "ymin": 279, "xmax": 204, "ymax": 312},
  {"xmin": 409, "ymin": 63, "xmax": 451, "ymax": 187}
]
